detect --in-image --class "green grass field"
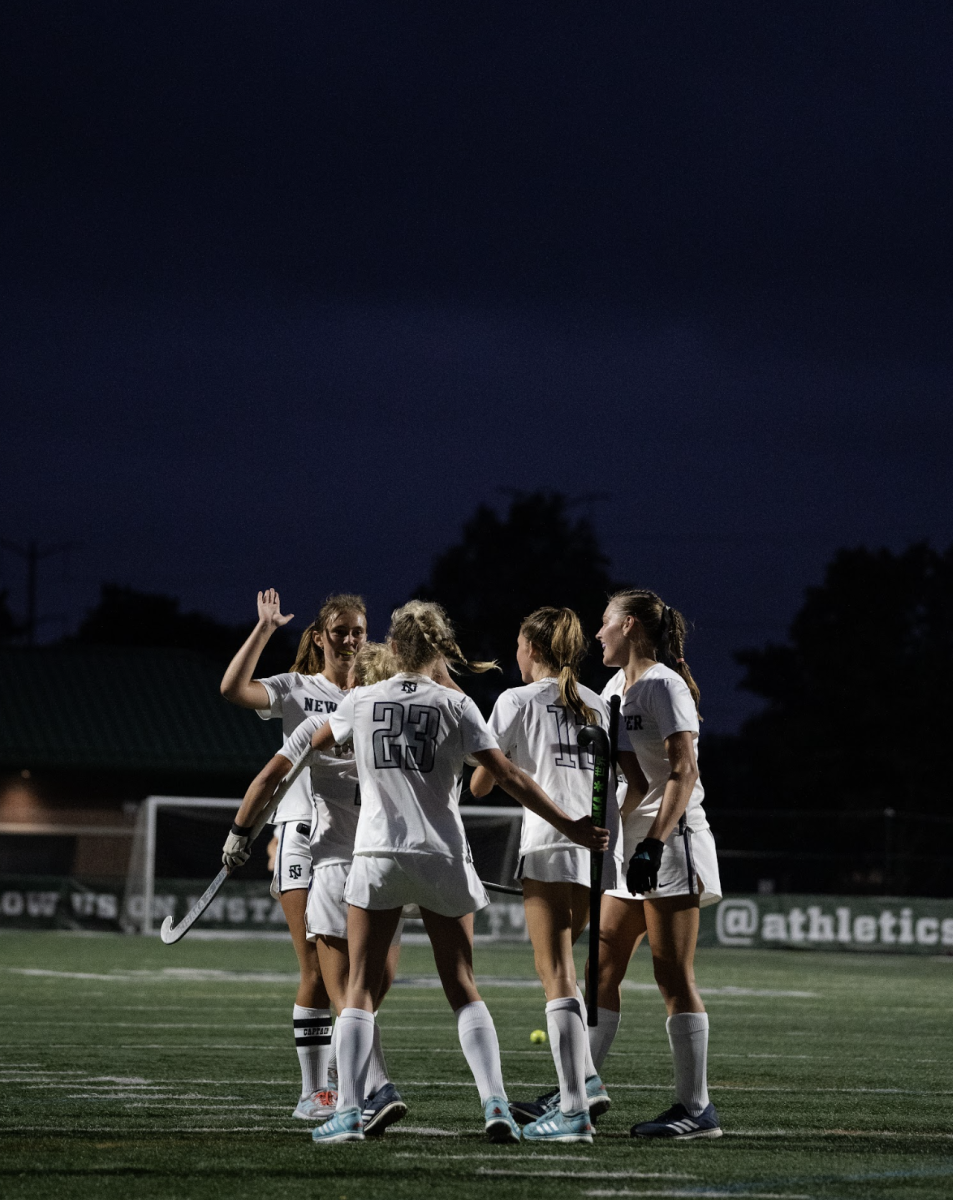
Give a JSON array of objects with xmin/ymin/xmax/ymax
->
[{"xmin": 2, "ymin": 931, "xmax": 952, "ymax": 1200}]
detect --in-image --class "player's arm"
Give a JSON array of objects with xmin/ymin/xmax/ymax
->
[
  {"xmin": 220, "ymin": 589, "xmax": 293, "ymax": 709},
  {"xmin": 471, "ymin": 747, "xmax": 609, "ymax": 852},
  {"xmin": 617, "ymin": 749, "xmax": 649, "ymax": 818},
  {"xmin": 468, "ymin": 763, "xmax": 493, "ymax": 797},
  {"xmin": 642, "ymin": 732, "xmax": 698, "ymax": 843},
  {"xmin": 222, "ymin": 753, "xmax": 294, "ymax": 868}
]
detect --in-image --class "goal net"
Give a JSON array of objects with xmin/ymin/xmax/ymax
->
[{"xmin": 123, "ymin": 796, "xmax": 526, "ymax": 940}]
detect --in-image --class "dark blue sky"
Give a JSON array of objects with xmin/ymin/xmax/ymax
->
[{"xmin": 2, "ymin": 2, "xmax": 951, "ymax": 732}]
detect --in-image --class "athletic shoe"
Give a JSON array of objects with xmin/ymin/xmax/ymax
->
[
  {"xmin": 523, "ymin": 1107, "xmax": 593, "ymax": 1143},
  {"xmin": 293, "ymin": 1089, "xmax": 338, "ymax": 1121},
  {"xmin": 361, "ymin": 1083, "xmax": 408, "ymax": 1137},
  {"xmin": 483, "ymin": 1096, "xmax": 521, "ymax": 1144},
  {"xmin": 311, "ymin": 1105, "xmax": 364, "ymax": 1144},
  {"xmin": 630, "ymin": 1101, "xmax": 723, "ymax": 1140},
  {"xmin": 509, "ymin": 1075, "xmax": 610, "ymax": 1124}
]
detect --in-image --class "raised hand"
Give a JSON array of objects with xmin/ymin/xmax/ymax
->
[{"xmin": 257, "ymin": 588, "xmax": 294, "ymax": 629}]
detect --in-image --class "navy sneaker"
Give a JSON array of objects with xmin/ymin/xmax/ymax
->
[
  {"xmin": 361, "ymin": 1083, "xmax": 408, "ymax": 1136},
  {"xmin": 630, "ymin": 1101, "xmax": 723, "ymax": 1140},
  {"xmin": 509, "ymin": 1076, "xmax": 610, "ymax": 1124}
]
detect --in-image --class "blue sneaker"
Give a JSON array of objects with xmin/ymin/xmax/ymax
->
[
  {"xmin": 630, "ymin": 1101, "xmax": 723, "ymax": 1140},
  {"xmin": 523, "ymin": 1107, "xmax": 593, "ymax": 1143},
  {"xmin": 362, "ymin": 1083, "xmax": 407, "ymax": 1136},
  {"xmin": 483, "ymin": 1096, "xmax": 521, "ymax": 1144},
  {"xmin": 311, "ymin": 1105, "xmax": 364, "ymax": 1143},
  {"xmin": 509, "ymin": 1076, "xmax": 610, "ymax": 1124}
]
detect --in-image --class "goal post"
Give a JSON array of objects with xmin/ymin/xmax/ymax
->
[{"xmin": 123, "ymin": 797, "xmax": 525, "ymax": 937}]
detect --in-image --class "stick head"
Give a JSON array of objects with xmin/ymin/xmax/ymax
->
[
  {"xmin": 577, "ymin": 724, "xmax": 609, "ymax": 756},
  {"xmin": 159, "ymin": 915, "xmax": 177, "ymax": 944}
]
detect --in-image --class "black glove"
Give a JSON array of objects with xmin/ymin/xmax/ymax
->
[{"xmin": 626, "ymin": 837, "xmax": 665, "ymax": 895}]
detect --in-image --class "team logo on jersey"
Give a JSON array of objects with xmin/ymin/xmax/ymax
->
[
  {"xmin": 288, "ymin": 864, "xmax": 303, "ymax": 879},
  {"xmin": 401, "ymin": 681, "xmax": 418, "ymax": 693},
  {"xmin": 624, "ymin": 714, "xmax": 643, "ymax": 731}
]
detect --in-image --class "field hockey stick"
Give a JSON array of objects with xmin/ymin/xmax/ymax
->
[
  {"xmin": 159, "ymin": 751, "xmax": 311, "ymax": 945},
  {"xmin": 482, "ymin": 880, "xmax": 523, "ymax": 896},
  {"xmin": 578, "ymin": 719, "xmax": 611, "ymax": 1026}
]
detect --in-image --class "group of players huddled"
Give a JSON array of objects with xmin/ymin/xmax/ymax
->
[{"xmin": 219, "ymin": 588, "xmax": 722, "ymax": 1145}]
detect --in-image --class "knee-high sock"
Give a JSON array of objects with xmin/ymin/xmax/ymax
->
[
  {"xmin": 456, "ymin": 1000, "xmax": 506, "ymax": 1102},
  {"xmin": 336, "ymin": 1007, "xmax": 376, "ymax": 1112},
  {"xmin": 667, "ymin": 1011, "xmax": 710, "ymax": 1115},
  {"xmin": 328, "ymin": 1015, "xmax": 338, "ymax": 1082},
  {"xmin": 293, "ymin": 1005, "xmax": 332, "ymax": 1099},
  {"xmin": 588, "ymin": 1008, "xmax": 621, "ymax": 1072},
  {"xmin": 546, "ymin": 997, "xmax": 587, "ymax": 1115},
  {"xmin": 364, "ymin": 1011, "xmax": 391, "ymax": 1097},
  {"xmin": 575, "ymin": 985, "xmax": 598, "ymax": 1078}
]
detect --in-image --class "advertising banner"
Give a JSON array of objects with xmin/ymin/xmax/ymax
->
[{"xmin": 2, "ymin": 877, "xmax": 952, "ymax": 953}]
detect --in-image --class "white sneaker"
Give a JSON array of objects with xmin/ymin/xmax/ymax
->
[{"xmin": 292, "ymin": 1089, "xmax": 338, "ymax": 1120}]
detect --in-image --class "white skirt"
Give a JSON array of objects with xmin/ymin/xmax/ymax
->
[
  {"xmin": 606, "ymin": 811, "xmax": 722, "ymax": 908},
  {"xmin": 271, "ymin": 820, "xmax": 312, "ymax": 895},
  {"xmin": 518, "ymin": 845, "xmax": 623, "ymax": 892},
  {"xmin": 345, "ymin": 853, "xmax": 489, "ymax": 919}
]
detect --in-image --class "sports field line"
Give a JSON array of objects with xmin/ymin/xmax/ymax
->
[
  {"xmin": 481, "ymin": 1170, "xmax": 699, "ymax": 1180},
  {"xmin": 0, "ymin": 967, "xmax": 818, "ymax": 997},
  {"xmin": 727, "ymin": 1129, "xmax": 953, "ymax": 1141},
  {"xmin": 582, "ymin": 1193, "xmax": 810, "ymax": 1199}
]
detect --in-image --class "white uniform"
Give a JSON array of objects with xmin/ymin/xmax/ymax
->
[
  {"xmin": 257, "ymin": 673, "xmax": 348, "ymax": 892},
  {"xmin": 487, "ymin": 678, "xmax": 622, "ymax": 890},
  {"xmin": 610, "ymin": 663, "xmax": 721, "ymax": 907},
  {"xmin": 328, "ymin": 673, "xmax": 497, "ymax": 918},
  {"xmin": 277, "ymin": 713, "xmax": 361, "ymax": 936}
]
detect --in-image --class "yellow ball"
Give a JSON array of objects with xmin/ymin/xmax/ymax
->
[{"xmin": 530, "ymin": 1029, "xmax": 547, "ymax": 1044}]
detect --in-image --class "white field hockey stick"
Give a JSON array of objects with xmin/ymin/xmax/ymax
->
[{"xmin": 159, "ymin": 748, "xmax": 311, "ymax": 945}]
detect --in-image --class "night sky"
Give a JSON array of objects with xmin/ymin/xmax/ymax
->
[{"xmin": 2, "ymin": 2, "xmax": 951, "ymax": 732}]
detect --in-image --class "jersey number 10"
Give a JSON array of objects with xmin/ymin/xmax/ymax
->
[{"xmin": 547, "ymin": 704, "xmax": 595, "ymax": 770}]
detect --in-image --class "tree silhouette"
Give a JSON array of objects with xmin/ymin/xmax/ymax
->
[
  {"xmin": 416, "ymin": 492, "xmax": 624, "ymax": 711},
  {"xmin": 68, "ymin": 584, "xmax": 296, "ymax": 674},
  {"xmin": 718, "ymin": 543, "xmax": 953, "ymax": 814},
  {"xmin": 0, "ymin": 589, "xmax": 23, "ymax": 644}
]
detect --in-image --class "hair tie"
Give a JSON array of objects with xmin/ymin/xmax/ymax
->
[{"xmin": 676, "ymin": 658, "xmax": 686, "ymax": 664}]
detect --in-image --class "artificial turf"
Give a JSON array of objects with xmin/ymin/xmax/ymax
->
[{"xmin": 1, "ymin": 930, "xmax": 952, "ymax": 1199}]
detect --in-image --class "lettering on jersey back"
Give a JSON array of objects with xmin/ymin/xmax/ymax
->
[
  {"xmin": 372, "ymin": 700, "xmax": 440, "ymax": 773},
  {"xmin": 624, "ymin": 714, "xmax": 643, "ymax": 731},
  {"xmin": 303, "ymin": 698, "xmax": 338, "ymax": 713}
]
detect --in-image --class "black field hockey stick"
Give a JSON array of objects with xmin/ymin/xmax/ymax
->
[
  {"xmin": 482, "ymin": 880, "xmax": 523, "ymax": 896},
  {"xmin": 578, "ymin": 718, "xmax": 611, "ymax": 1026},
  {"xmin": 159, "ymin": 751, "xmax": 311, "ymax": 945}
]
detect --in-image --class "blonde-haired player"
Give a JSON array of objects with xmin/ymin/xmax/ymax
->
[
  {"xmin": 258, "ymin": 600, "xmax": 610, "ymax": 1144},
  {"xmin": 470, "ymin": 607, "xmax": 639, "ymax": 1143},
  {"xmin": 220, "ymin": 589, "xmax": 366, "ymax": 1120}
]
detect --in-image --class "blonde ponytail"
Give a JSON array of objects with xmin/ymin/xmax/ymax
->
[
  {"xmin": 608, "ymin": 588, "xmax": 701, "ymax": 713},
  {"xmin": 388, "ymin": 600, "xmax": 499, "ymax": 676}
]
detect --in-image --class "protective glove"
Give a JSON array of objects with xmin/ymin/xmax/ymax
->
[
  {"xmin": 626, "ymin": 837, "xmax": 665, "ymax": 894},
  {"xmin": 222, "ymin": 821, "xmax": 253, "ymax": 870}
]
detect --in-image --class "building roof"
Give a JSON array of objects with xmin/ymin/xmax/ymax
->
[{"xmin": 0, "ymin": 646, "xmax": 282, "ymax": 775}]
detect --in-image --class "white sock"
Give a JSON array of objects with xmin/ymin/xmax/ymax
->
[
  {"xmin": 328, "ymin": 1017, "xmax": 338, "ymax": 1083},
  {"xmin": 364, "ymin": 1011, "xmax": 390, "ymax": 1098},
  {"xmin": 456, "ymin": 1000, "xmax": 506, "ymax": 1102},
  {"xmin": 588, "ymin": 1008, "xmax": 621, "ymax": 1072},
  {"xmin": 575, "ymin": 985, "xmax": 598, "ymax": 1078},
  {"xmin": 667, "ymin": 1011, "xmax": 710, "ymax": 1115},
  {"xmin": 546, "ymin": 997, "xmax": 587, "ymax": 1115},
  {"xmin": 336, "ymin": 1007, "xmax": 376, "ymax": 1112},
  {"xmin": 292, "ymin": 1005, "xmax": 331, "ymax": 1099}
]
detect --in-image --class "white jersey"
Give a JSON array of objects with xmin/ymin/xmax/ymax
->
[
  {"xmin": 601, "ymin": 670, "xmax": 628, "ymax": 813},
  {"xmin": 328, "ymin": 673, "xmax": 497, "ymax": 861},
  {"xmin": 618, "ymin": 662, "xmax": 707, "ymax": 826},
  {"xmin": 280, "ymin": 714, "xmax": 360, "ymax": 866},
  {"xmin": 256, "ymin": 672, "xmax": 347, "ymax": 823},
  {"xmin": 488, "ymin": 678, "xmax": 620, "ymax": 857}
]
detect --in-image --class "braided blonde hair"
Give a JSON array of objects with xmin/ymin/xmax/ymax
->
[{"xmin": 388, "ymin": 600, "xmax": 499, "ymax": 676}]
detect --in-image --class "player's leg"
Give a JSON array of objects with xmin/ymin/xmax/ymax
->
[
  {"xmin": 421, "ymin": 906, "xmax": 519, "ymax": 1144},
  {"xmin": 280, "ymin": 885, "xmax": 333, "ymax": 1119},
  {"xmin": 584, "ymin": 894, "xmax": 647, "ymax": 1072},
  {"xmin": 523, "ymin": 879, "xmax": 589, "ymax": 1118},
  {"xmin": 313, "ymin": 904, "xmax": 401, "ymax": 1144},
  {"xmin": 631, "ymin": 894, "xmax": 719, "ymax": 1139},
  {"xmin": 359, "ymin": 931, "xmax": 404, "ymax": 1131}
]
